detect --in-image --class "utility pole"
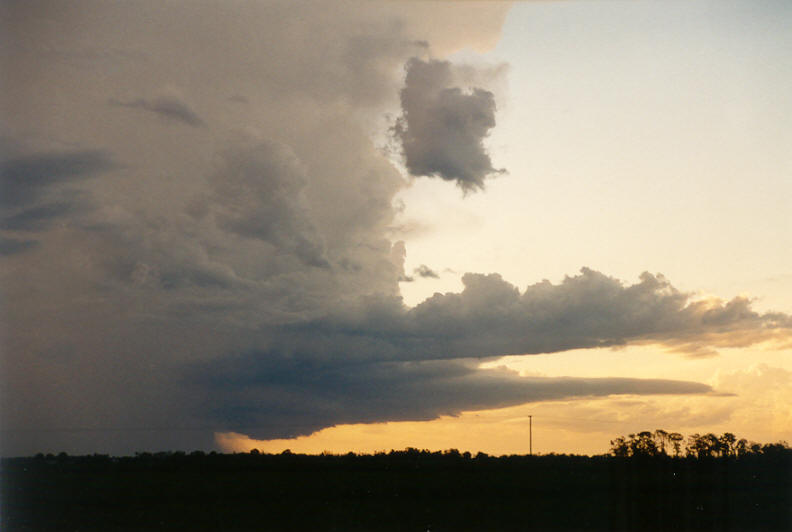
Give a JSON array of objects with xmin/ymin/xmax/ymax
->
[{"xmin": 529, "ymin": 415, "xmax": 532, "ymax": 456}]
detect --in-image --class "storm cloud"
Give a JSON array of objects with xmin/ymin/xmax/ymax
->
[
  {"xmin": 0, "ymin": 150, "xmax": 116, "ymax": 208},
  {"xmin": 2, "ymin": 1, "xmax": 789, "ymax": 456},
  {"xmin": 192, "ymin": 357, "xmax": 712, "ymax": 440},
  {"xmin": 399, "ymin": 269, "xmax": 792, "ymax": 358},
  {"xmin": 394, "ymin": 58, "xmax": 505, "ymax": 191},
  {"xmin": 180, "ymin": 268, "xmax": 791, "ymax": 439},
  {"xmin": 0, "ymin": 236, "xmax": 38, "ymax": 256},
  {"xmin": 200, "ymin": 140, "xmax": 328, "ymax": 268},
  {"xmin": 0, "ymin": 149, "xmax": 117, "ymax": 250}
]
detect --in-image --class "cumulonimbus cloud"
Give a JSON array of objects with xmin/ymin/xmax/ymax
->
[{"xmin": 3, "ymin": 1, "xmax": 789, "ymax": 457}]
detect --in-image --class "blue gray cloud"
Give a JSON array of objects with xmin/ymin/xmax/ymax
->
[
  {"xmin": 0, "ymin": 202, "xmax": 76, "ymax": 231},
  {"xmin": 0, "ymin": 236, "xmax": 38, "ymax": 256},
  {"xmin": 191, "ymin": 356, "xmax": 711, "ymax": 440},
  {"xmin": 0, "ymin": 149, "xmax": 116, "ymax": 252},
  {"xmin": 0, "ymin": 150, "xmax": 116, "ymax": 208}
]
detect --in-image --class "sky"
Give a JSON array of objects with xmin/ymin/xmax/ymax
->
[{"xmin": 1, "ymin": 0, "xmax": 791, "ymax": 457}]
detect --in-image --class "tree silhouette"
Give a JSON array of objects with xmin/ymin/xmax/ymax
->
[
  {"xmin": 609, "ymin": 430, "xmax": 789, "ymax": 459},
  {"xmin": 668, "ymin": 432, "xmax": 684, "ymax": 457},
  {"xmin": 735, "ymin": 438, "xmax": 749, "ymax": 457},
  {"xmin": 654, "ymin": 429, "xmax": 669, "ymax": 455},
  {"xmin": 719, "ymin": 432, "xmax": 737, "ymax": 456},
  {"xmin": 609, "ymin": 436, "xmax": 630, "ymax": 457}
]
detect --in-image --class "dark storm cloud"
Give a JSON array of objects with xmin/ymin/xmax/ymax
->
[
  {"xmin": 307, "ymin": 268, "xmax": 792, "ymax": 362},
  {"xmin": 413, "ymin": 264, "xmax": 439, "ymax": 278},
  {"xmin": 0, "ymin": 150, "xmax": 116, "ymax": 207},
  {"xmin": 0, "ymin": 236, "xmax": 38, "ymax": 255},
  {"xmin": 109, "ymin": 96, "xmax": 205, "ymax": 127},
  {"xmin": 199, "ymin": 140, "xmax": 329, "ymax": 268},
  {"xmin": 394, "ymin": 58, "xmax": 504, "ymax": 191},
  {"xmin": 176, "ymin": 267, "xmax": 792, "ymax": 440},
  {"xmin": 235, "ymin": 268, "xmax": 792, "ymax": 385},
  {"xmin": 191, "ymin": 355, "xmax": 712, "ymax": 439},
  {"xmin": 2, "ymin": 0, "xmax": 519, "ymax": 457},
  {"xmin": 0, "ymin": 202, "xmax": 76, "ymax": 231}
]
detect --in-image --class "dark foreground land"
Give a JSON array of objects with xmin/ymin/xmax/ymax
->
[{"xmin": 2, "ymin": 449, "xmax": 791, "ymax": 531}]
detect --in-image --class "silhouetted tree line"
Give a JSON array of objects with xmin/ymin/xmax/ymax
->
[
  {"xmin": 609, "ymin": 429, "xmax": 789, "ymax": 458},
  {"xmin": 3, "ymin": 438, "xmax": 790, "ymax": 531}
]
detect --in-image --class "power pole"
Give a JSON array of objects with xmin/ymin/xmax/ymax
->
[{"xmin": 529, "ymin": 415, "xmax": 532, "ymax": 456}]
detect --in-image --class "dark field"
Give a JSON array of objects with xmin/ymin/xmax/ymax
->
[{"xmin": 2, "ymin": 449, "xmax": 790, "ymax": 531}]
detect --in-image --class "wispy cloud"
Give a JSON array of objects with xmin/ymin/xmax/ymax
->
[
  {"xmin": 109, "ymin": 95, "xmax": 205, "ymax": 127},
  {"xmin": 413, "ymin": 264, "xmax": 439, "ymax": 278}
]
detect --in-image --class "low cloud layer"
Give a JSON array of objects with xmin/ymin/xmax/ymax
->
[
  {"xmin": 192, "ymin": 357, "xmax": 711, "ymax": 440},
  {"xmin": 394, "ymin": 58, "xmax": 504, "ymax": 191},
  {"xmin": 182, "ymin": 268, "xmax": 790, "ymax": 440}
]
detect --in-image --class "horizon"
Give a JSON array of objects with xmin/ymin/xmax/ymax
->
[{"xmin": 10, "ymin": 427, "xmax": 790, "ymax": 459}]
